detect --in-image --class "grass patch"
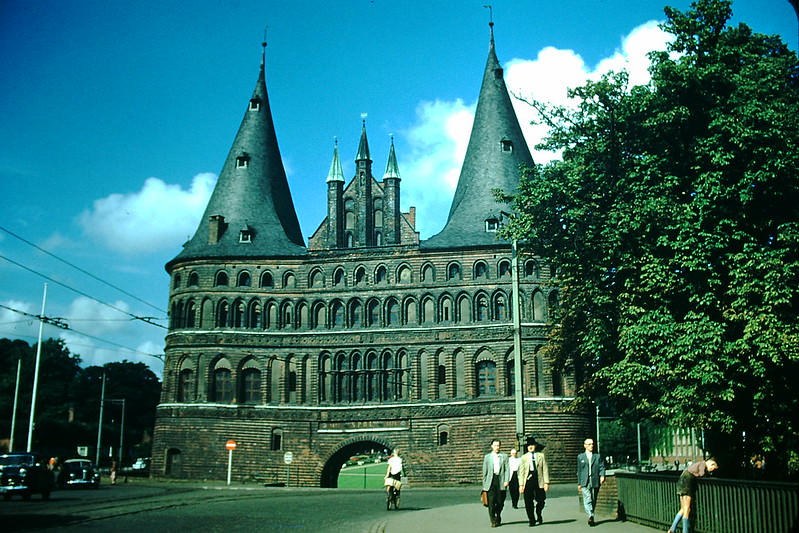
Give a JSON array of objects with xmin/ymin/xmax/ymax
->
[{"xmin": 337, "ymin": 461, "xmax": 387, "ymax": 489}]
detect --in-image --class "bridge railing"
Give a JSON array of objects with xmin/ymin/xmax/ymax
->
[{"xmin": 616, "ymin": 471, "xmax": 798, "ymax": 533}]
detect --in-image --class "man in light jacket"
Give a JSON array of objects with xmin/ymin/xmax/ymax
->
[
  {"xmin": 481, "ymin": 438, "xmax": 510, "ymax": 527},
  {"xmin": 577, "ymin": 437, "xmax": 606, "ymax": 526}
]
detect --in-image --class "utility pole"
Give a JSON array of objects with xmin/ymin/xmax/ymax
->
[
  {"xmin": 26, "ymin": 283, "xmax": 47, "ymax": 452},
  {"xmin": 511, "ymin": 240, "xmax": 525, "ymax": 446},
  {"xmin": 95, "ymin": 372, "xmax": 106, "ymax": 465},
  {"xmin": 9, "ymin": 358, "xmax": 21, "ymax": 451}
]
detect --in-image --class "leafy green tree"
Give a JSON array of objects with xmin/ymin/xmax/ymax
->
[{"xmin": 502, "ymin": 0, "xmax": 799, "ymax": 477}]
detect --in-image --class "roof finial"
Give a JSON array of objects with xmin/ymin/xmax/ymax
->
[
  {"xmin": 483, "ymin": 4, "xmax": 494, "ymax": 43},
  {"xmin": 261, "ymin": 25, "xmax": 268, "ymax": 65},
  {"xmin": 361, "ymin": 112, "xmax": 368, "ymax": 127}
]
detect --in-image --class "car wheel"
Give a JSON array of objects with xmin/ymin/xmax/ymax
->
[{"xmin": 2, "ymin": 493, "xmax": 11, "ymax": 501}]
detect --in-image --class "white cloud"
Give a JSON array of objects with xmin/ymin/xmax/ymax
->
[
  {"xmin": 79, "ymin": 172, "xmax": 217, "ymax": 254},
  {"xmin": 400, "ymin": 21, "xmax": 673, "ymax": 235}
]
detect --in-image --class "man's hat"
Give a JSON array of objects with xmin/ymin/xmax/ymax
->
[{"xmin": 526, "ymin": 437, "xmax": 545, "ymax": 450}]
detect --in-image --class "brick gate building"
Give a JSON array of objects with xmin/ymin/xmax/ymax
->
[{"xmin": 152, "ymin": 24, "xmax": 592, "ymax": 486}]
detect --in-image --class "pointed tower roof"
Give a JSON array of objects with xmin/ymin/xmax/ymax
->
[
  {"xmin": 326, "ymin": 139, "xmax": 345, "ymax": 182},
  {"xmin": 168, "ymin": 45, "xmax": 306, "ymax": 267},
  {"xmin": 382, "ymin": 137, "xmax": 401, "ymax": 180},
  {"xmin": 355, "ymin": 119, "xmax": 371, "ymax": 161},
  {"xmin": 423, "ymin": 23, "xmax": 533, "ymax": 248}
]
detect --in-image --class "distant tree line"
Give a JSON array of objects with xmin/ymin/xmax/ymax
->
[{"xmin": 0, "ymin": 337, "xmax": 161, "ymax": 465}]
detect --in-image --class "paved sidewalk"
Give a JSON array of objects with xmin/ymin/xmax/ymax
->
[{"xmin": 380, "ymin": 491, "xmax": 660, "ymax": 533}]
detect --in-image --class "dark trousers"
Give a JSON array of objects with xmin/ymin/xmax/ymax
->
[
  {"xmin": 508, "ymin": 471, "xmax": 520, "ymax": 507},
  {"xmin": 487, "ymin": 474, "xmax": 506, "ymax": 525},
  {"xmin": 523, "ymin": 476, "xmax": 546, "ymax": 523}
]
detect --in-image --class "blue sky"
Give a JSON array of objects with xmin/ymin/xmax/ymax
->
[{"xmin": 1, "ymin": 0, "xmax": 796, "ymax": 376}]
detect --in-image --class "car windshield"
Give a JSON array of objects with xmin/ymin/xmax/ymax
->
[{"xmin": 0, "ymin": 455, "xmax": 34, "ymax": 467}]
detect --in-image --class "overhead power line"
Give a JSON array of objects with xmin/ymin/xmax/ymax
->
[
  {"xmin": 0, "ymin": 253, "xmax": 167, "ymax": 329},
  {"xmin": 0, "ymin": 224, "xmax": 166, "ymax": 314}
]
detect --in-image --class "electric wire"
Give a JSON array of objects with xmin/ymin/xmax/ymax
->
[{"xmin": 0, "ymin": 225, "xmax": 166, "ymax": 314}]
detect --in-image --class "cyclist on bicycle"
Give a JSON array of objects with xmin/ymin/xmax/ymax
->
[{"xmin": 385, "ymin": 448, "xmax": 403, "ymax": 510}]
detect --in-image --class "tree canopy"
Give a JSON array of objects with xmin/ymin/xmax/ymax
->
[{"xmin": 502, "ymin": 0, "xmax": 799, "ymax": 477}]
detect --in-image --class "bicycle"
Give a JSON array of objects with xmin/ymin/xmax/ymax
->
[{"xmin": 386, "ymin": 482, "xmax": 400, "ymax": 510}]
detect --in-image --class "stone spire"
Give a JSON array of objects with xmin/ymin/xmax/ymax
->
[
  {"xmin": 326, "ymin": 139, "xmax": 345, "ymax": 182},
  {"xmin": 424, "ymin": 22, "xmax": 533, "ymax": 248},
  {"xmin": 382, "ymin": 137, "xmax": 401, "ymax": 180},
  {"xmin": 169, "ymin": 45, "xmax": 306, "ymax": 266}
]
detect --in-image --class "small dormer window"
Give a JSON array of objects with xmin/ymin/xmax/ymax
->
[
  {"xmin": 236, "ymin": 153, "xmax": 250, "ymax": 168},
  {"xmin": 239, "ymin": 226, "xmax": 253, "ymax": 243},
  {"xmin": 494, "ymin": 67, "xmax": 504, "ymax": 80},
  {"xmin": 486, "ymin": 218, "xmax": 500, "ymax": 232},
  {"xmin": 500, "ymin": 139, "xmax": 513, "ymax": 152},
  {"xmin": 249, "ymin": 98, "xmax": 261, "ymax": 111}
]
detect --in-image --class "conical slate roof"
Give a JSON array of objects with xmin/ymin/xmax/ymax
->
[
  {"xmin": 169, "ymin": 50, "xmax": 306, "ymax": 267},
  {"xmin": 423, "ymin": 26, "xmax": 533, "ymax": 248}
]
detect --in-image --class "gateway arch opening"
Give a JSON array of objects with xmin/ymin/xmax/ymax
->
[{"xmin": 320, "ymin": 439, "xmax": 394, "ymax": 488}]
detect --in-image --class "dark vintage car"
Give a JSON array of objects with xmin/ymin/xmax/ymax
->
[
  {"xmin": 0, "ymin": 453, "xmax": 55, "ymax": 500},
  {"xmin": 57, "ymin": 459, "xmax": 101, "ymax": 489}
]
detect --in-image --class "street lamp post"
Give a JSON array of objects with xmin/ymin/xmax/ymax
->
[
  {"xmin": 96, "ymin": 372, "xmax": 106, "ymax": 465},
  {"xmin": 26, "ymin": 284, "xmax": 47, "ymax": 452},
  {"xmin": 9, "ymin": 358, "xmax": 21, "ymax": 451}
]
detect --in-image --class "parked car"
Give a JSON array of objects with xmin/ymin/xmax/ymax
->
[
  {"xmin": 0, "ymin": 453, "xmax": 54, "ymax": 500},
  {"xmin": 57, "ymin": 459, "xmax": 101, "ymax": 489},
  {"xmin": 131, "ymin": 457, "xmax": 150, "ymax": 471}
]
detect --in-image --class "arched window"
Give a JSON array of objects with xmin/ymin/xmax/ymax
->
[
  {"xmin": 474, "ymin": 261, "xmax": 488, "ymax": 279},
  {"xmin": 215, "ymin": 271, "xmax": 229, "ymax": 286},
  {"xmin": 533, "ymin": 291, "xmax": 546, "ymax": 321},
  {"xmin": 440, "ymin": 295, "xmax": 453, "ymax": 322},
  {"xmin": 421, "ymin": 263, "xmax": 434, "ymax": 282},
  {"xmin": 283, "ymin": 271, "xmax": 296, "ymax": 288},
  {"xmin": 248, "ymin": 301, "xmax": 262, "ymax": 329},
  {"xmin": 354, "ymin": 266, "xmax": 366, "ymax": 285},
  {"xmin": 333, "ymin": 268, "xmax": 345, "ymax": 286},
  {"xmin": 525, "ymin": 260, "xmax": 541, "ymax": 278},
  {"xmin": 212, "ymin": 359, "xmax": 233, "ymax": 403},
  {"xmin": 237, "ymin": 271, "xmax": 251, "ymax": 287},
  {"xmin": 309, "ymin": 269, "xmax": 324, "ymax": 288},
  {"xmin": 404, "ymin": 298, "xmax": 417, "ymax": 325},
  {"xmin": 185, "ymin": 300, "xmax": 196, "ymax": 328},
  {"xmin": 260, "ymin": 271, "xmax": 274, "ymax": 288},
  {"xmin": 476, "ymin": 295, "xmax": 488, "ymax": 321},
  {"xmin": 494, "ymin": 294, "xmax": 507, "ymax": 321},
  {"xmin": 349, "ymin": 300, "xmax": 362, "ymax": 327},
  {"xmin": 367, "ymin": 299, "xmax": 380, "ymax": 326},
  {"xmin": 173, "ymin": 274, "xmax": 182, "ymax": 290},
  {"xmin": 188, "ymin": 272, "xmax": 199, "ymax": 287},
  {"xmin": 216, "ymin": 300, "xmax": 230, "ymax": 327},
  {"xmin": 437, "ymin": 424, "xmax": 451, "ymax": 446},
  {"xmin": 447, "ymin": 263, "xmax": 461, "ymax": 280},
  {"xmin": 386, "ymin": 299, "xmax": 399, "ymax": 326},
  {"xmin": 476, "ymin": 361, "xmax": 497, "ymax": 396},
  {"xmin": 397, "ymin": 264, "xmax": 411, "ymax": 284},
  {"xmin": 375, "ymin": 265, "xmax": 387, "ymax": 284},
  {"xmin": 233, "ymin": 299, "xmax": 246, "ymax": 328},
  {"xmin": 178, "ymin": 369, "xmax": 194, "ymax": 402},
  {"xmin": 498, "ymin": 260, "xmax": 511, "ymax": 278},
  {"xmin": 241, "ymin": 364, "xmax": 261, "ymax": 404},
  {"xmin": 331, "ymin": 301, "xmax": 344, "ymax": 328},
  {"xmin": 422, "ymin": 296, "xmax": 435, "ymax": 324},
  {"xmin": 271, "ymin": 428, "xmax": 283, "ymax": 451}
]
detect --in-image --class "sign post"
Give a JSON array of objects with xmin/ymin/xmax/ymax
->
[
  {"xmin": 226, "ymin": 440, "xmax": 237, "ymax": 485},
  {"xmin": 283, "ymin": 451, "xmax": 293, "ymax": 487}
]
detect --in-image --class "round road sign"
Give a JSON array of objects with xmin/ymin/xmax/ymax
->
[
  {"xmin": 283, "ymin": 451, "xmax": 293, "ymax": 464},
  {"xmin": 226, "ymin": 440, "xmax": 237, "ymax": 450}
]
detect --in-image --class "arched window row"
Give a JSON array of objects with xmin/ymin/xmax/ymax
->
[
  {"xmin": 171, "ymin": 258, "xmax": 527, "ymax": 292},
  {"xmin": 173, "ymin": 345, "xmax": 564, "ymax": 406},
  {"xmin": 169, "ymin": 289, "xmax": 556, "ymax": 330},
  {"xmin": 176, "ymin": 354, "xmax": 310, "ymax": 406}
]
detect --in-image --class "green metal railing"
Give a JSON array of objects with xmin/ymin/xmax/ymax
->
[{"xmin": 616, "ymin": 472, "xmax": 798, "ymax": 533}]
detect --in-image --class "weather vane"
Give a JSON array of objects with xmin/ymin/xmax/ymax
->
[{"xmin": 483, "ymin": 4, "xmax": 493, "ymax": 25}]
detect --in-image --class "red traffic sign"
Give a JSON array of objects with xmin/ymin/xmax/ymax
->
[{"xmin": 225, "ymin": 440, "xmax": 237, "ymax": 450}]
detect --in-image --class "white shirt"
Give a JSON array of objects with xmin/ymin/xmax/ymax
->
[
  {"xmin": 388, "ymin": 455, "xmax": 403, "ymax": 476},
  {"xmin": 509, "ymin": 455, "xmax": 521, "ymax": 473},
  {"xmin": 492, "ymin": 452, "xmax": 500, "ymax": 474}
]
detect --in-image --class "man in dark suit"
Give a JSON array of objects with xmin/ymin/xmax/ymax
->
[
  {"xmin": 518, "ymin": 437, "xmax": 550, "ymax": 526},
  {"xmin": 577, "ymin": 437, "xmax": 605, "ymax": 526},
  {"xmin": 481, "ymin": 438, "xmax": 510, "ymax": 527}
]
